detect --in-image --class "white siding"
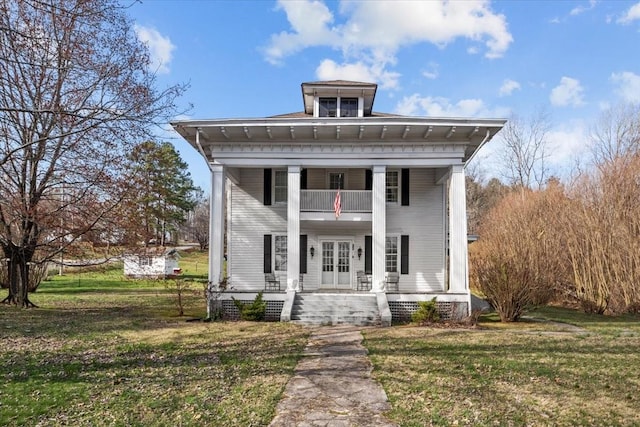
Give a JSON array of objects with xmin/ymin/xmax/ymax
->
[
  {"xmin": 386, "ymin": 169, "xmax": 445, "ymax": 292},
  {"xmin": 229, "ymin": 168, "xmax": 286, "ymax": 290},
  {"xmin": 228, "ymin": 167, "xmax": 445, "ymax": 293}
]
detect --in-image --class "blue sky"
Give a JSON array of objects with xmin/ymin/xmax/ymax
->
[{"xmin": 129, "ymin": 0, "xmax": 640, "ymax": 190}]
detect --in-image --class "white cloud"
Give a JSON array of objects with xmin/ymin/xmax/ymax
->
[
  {"xmin": 134, "ymin": 25, "xmax": 175, "ymax": 74},
  {"xmin": 422, "ymin": 62, "xmax": 439, "ymax": 80},
  {"xmin": 570, "ymin": 0, "xmax": 597, "ymax": 16},
  {"xmin": 499, "ymin": 79, "xmax": 521, "ymax": 97},
  {"xmin": 547, "ymin": 121, "xmax": 588, "ymax": 167},
  {"xmin": 394, "ymin": 94, "xmax": 507, "ymax": 118},
  {"xmin": 316, "ymin": 59, "xmax": 401, "ymax": 89},
  {"xmin": 264, "ymin": 0, "xmax": 513, "ymax": 75},
  {"xmin": 550, "ymin": 77, "xmax": 585, "ymax": 107},
  {"xmin": 611, "ymin": 71, "xmax": 640, "ymax": 102},
  {"xmin": 618, "ymin": 2, "xmax": 640, "ymax": 24}
]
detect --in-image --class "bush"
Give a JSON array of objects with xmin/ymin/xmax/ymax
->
[
  {"xmin": 411, "ymin": 298, "xmax": 440, "ymax": 324},
  {"xmin": 469, "ymin": 187, "xmax": 568, "ymax": 322},
  {"xmin": 233, "ymin": 292, "xmax": 266, "ymax": 321}
]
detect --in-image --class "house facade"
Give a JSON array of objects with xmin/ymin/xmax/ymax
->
[{"xmin": 172, "ymin": 81, "xmax": 505, "ymax": 325}]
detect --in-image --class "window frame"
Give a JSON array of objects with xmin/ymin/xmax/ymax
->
[
  {"xmin": 274, "ymin": 235, "xmax": 287, "ymax": 272},
  {"xmin": 138, "ymin": 256, "xmax": 152, "ymax": 267},
  {"xmin": 319, "ymin": 97, "xmax": 338, "ymax": 117},
  {"xmin": 385, "ymin": 170, "xmax": 399, "ymax": 204},
  {"xmin": 273, "ymin": 169, "xmax": 288, "ymax": 204},
  {"xmin": 317, "ymin": 96, "xmax": 360, "ymax": 118},
  {"xmin": 385, "ymin": 235, "xmax": 399, "ymax": 273}
]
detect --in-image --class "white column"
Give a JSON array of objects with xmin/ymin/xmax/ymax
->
[
  {"xmin": 209, "ymin": 165, "xmax": 226, "ymax": 288},
  {"xmin": 287, "ymin": 166, "xmax": 301, "ymax": 291},
  {"xmin": 448, "ymin": 165, "xmax": 468, "ymax": 293},
  {"xmin": 371, "ymin": 165, "xmax": 386, "ymax": 292}
]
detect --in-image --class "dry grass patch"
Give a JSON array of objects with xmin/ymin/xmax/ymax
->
[
  {"xmin": 0, "ymin": 269, "xmax": 308, "ymax": 427},
  {"xmin": 364, "ymin": 309, "xmax": 640, "ymax": 426}
]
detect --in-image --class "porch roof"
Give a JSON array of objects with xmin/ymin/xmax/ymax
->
[{"xmin": 171, "ymin": 116, "xmax": 506, "ymax": 166}]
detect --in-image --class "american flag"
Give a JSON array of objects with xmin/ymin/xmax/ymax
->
[{"xmin": 334, "ymin": 189, "xmax": 341, "ymax": 219}]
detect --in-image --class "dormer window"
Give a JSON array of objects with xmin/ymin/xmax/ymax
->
[
  {"xmin": 340, "ymin": 98, "xmax": 358, "ymax": 117},
  {"xmin": 318, "ymin": 97, "xmax": 359, "ymax": 118},
  {"xmin": 319, "ymin": 98, "xmax": 337, "ymax": 117}
]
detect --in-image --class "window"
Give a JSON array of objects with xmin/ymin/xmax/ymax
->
[
  {"xmin": 386, "ymin": 170, "xmax": 399, "ymax": 203},
  {"xmin": 274, "ymin": 235, "xmax": 287, "ymax": 272},
  {"xmin": 329, "ymin": 172, "xmax": 345, "ymax": 190},
  {"xmin": 318, "ymin": 97, "xmax": 360, "ymax": 117},
  {"xmin": 386, "ymin": 236, "xmax": 398, "ymax": 273},
  {"xmin": 340, "ymin": 98, "xmax": 358, "ymax": 117},
  {"xmin": 138, "ymin": 256, "xmax": 152, "ymax": 267},
  {"xmin": 274, "ymin": 170, "xmax": 287, "ymax": 203},
  {"xmin": 319, "ymin": 98, "xmax": 337, "ymax": 117}
]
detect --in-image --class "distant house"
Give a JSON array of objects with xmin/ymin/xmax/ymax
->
[
  {"xmin": 124, "ymin": 248, "xmax": 181, "ymax": 279},
  {"xmin": 171, "ymin": 80, "xmax": 505, "ymax": 324}
]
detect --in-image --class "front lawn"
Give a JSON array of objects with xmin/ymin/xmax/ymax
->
[
  {"xmin": 0, "ymin": 258, "xmax": 308, "ymax": 426},
  {"xmin": 364, "ymin": 307, "xmax": 640, "ymax": 426}
]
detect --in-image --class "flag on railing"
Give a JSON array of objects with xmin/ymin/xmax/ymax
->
[{"xmin": 333, "ymin": 189, "xmax": 341, "ymax": 219}]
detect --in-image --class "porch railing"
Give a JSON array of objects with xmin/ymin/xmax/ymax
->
[{"xmin": 300, "ymin": 190, "xmax": 371, "ymax": 213}]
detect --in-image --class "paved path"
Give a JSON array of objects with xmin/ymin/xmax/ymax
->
[{"xmin": 269, "ymin": 326, "xmax": 398, "ymax": 427}]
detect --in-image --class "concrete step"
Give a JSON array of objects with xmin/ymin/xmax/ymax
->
[{"xmin": 291, "ymin": 293, "xmax": 381, "ymax": 326}]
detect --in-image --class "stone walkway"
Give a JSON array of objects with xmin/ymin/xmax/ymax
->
[{"xmin": 269, "ymin": 326, "xmax": 397, "ymax": 427}]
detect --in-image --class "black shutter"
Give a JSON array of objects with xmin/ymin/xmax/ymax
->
[
  {"xmin": 300, "ymin": 235, "xmax": 307, "ymax": 274},
  {"xmin": 301, "ymin": 168, "xmax": 307, "ymax": 190},
  {"xmin": 401, "ymin": 235, "xmax": 409, "ymax": 274},
  {"xmin": 364, "ymin": 235, "xmax": 372, "ymax": 275},
  {"xmin": 263, "ymin": 234, "xmax": 272, "ymax": 273},
  {"xmin": 264, "ymin": 169, "xmax": 272, "ymax": 206},
  {"xmin": 401, "ymin": 168, "xmax": 410, "ymax": 206},
  {"xmin": 365, "ymin": 169, "xmax": 372, "ymax": 191}
]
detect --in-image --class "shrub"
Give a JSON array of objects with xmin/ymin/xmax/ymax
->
[
  {"xmin": 469, "ymin": 187, "xmax": 568, "ymax": 322},
  {"xmin": 233, "ymin": 292, "xmax": 266, "ymax": 321},
  {"xmin": 411, "ymin": 298, "xmax": 440, "ymax": 324}
]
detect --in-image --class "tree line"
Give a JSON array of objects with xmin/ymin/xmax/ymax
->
[{"xmin": 469, "ymin": 103, "xmax": 640, "ymax": 321}]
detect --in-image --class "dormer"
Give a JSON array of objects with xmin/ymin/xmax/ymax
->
[{"xmin": 301, "ymin": 80, "xmax": 378, "ymax": 118}]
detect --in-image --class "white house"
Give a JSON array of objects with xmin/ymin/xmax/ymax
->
[
  {"xmin": 124, "ymin": 248, "xmax": 181, "ymax": 279},
  {"xmin": 172, "ymin": 80, "xmax": 505, "ymax": 325}
]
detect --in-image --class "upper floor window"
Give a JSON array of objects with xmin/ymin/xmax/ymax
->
[
  {"xmin": 319, "ymin": 98, "xmax": 338, "ymax": 117},
  {"xmin": 329, "ymin": 172, "xmax": 345, "ymax": 190},
  {"xmin": 274, "ymin": 170, "xmax": 287, "ymax": 203},
  {"xmin": 340, "ymin": 98, "xmax": 358, "ymax": 117},
  {"xmin": 386, "ymin": 170, "xmax": 399, "ymax": 203},
  {"xmin": 318, "ymin": 97, "xmax": 359, "ymax": 118}
]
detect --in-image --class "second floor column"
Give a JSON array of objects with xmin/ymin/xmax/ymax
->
[
  {"xmin": 371, "ymin": 165, "xmax": 386, "ymax": 292},
  {"xmin": 287, "ymin": 166, "xmax": 301, "ymax": 291}
]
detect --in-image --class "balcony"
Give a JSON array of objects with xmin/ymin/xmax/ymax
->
[{"xmin": 301, "ymin": 190, "xmax": 372, "ymax": 213}]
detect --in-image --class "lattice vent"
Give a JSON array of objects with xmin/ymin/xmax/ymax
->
[
  {"xmin": 221, "ymin": 300, "xmax": 283, "ymax": 321},
  {"xmin": 388, "ymin": 301, "xmax": 454, "ymax": 322}
]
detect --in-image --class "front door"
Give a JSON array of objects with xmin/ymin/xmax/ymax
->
[{"xmin": 320, "ymin": 240, "xmax": 352, "ymax": 289}]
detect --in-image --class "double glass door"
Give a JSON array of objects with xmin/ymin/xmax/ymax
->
[{"xmin": 320, "ymin": 240, "xmax": 352, "ymax": 289}]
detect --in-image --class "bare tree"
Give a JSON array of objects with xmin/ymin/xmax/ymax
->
[
  {"xmin": 589, "ymin": 102, "xmax": 640, "ymax": 166},
  {"xmin": 0, "ymin": 0, "xmax": 186, "ymax": 306},
  {"xmin": 186, "ymin": 195, "xmax": 210, "ymax": 251},
  {"xmin": 498, "ymin": 109, "xmax": 552, "ymax": 190}
]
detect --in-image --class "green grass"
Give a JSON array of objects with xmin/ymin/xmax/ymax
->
[
  {"xmin": 0, "ymin": 253, "xmax": 308, "ymax": 426},
  {"xmin": 6, "ymin": 256, "xmax": 640, "ymax": 426},
  {"xmin": 364, "ymin": 308, "xmax": 640, "ymax": 426}
]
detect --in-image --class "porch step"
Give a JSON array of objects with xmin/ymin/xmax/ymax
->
[{"xmin": 291, "ymin": 293, "xmax": 381, "ymax": 326}]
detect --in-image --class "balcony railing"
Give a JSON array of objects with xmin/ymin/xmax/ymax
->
[{"xmin": 300, "ymin": 190, "xmax": 371, "ymax": 213}]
